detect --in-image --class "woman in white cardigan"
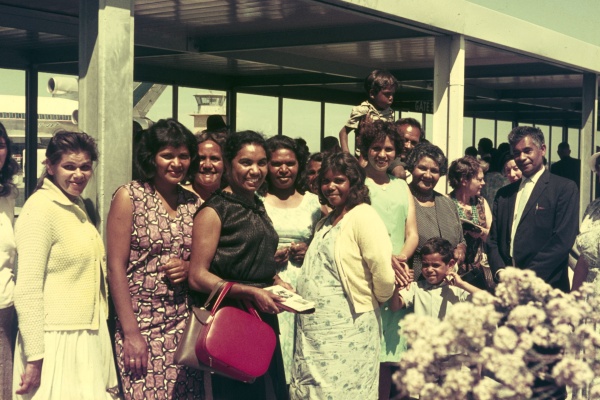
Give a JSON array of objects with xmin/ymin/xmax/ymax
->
[
  {"xmin": 13, "ymin": 131, "xmax": 118, "ymax": 399},
  {"xmin": 290, "ymin": 152, "xmax": 395, "ymax": 400}
]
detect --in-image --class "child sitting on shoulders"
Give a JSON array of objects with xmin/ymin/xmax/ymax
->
[
  {"xmin": 339, "ymin": 69, "xmax": 397, "ymax": 159},
  {"xmin": 391, "ymin": 237, "xmax": 480, "ymax": 318}
]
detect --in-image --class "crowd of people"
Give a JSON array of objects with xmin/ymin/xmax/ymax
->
[{"xmin": 0, "ymin": 67, "xmax": 597, "ymax": 400}]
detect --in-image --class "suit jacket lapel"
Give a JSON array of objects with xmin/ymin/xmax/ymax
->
[{"xmin": 521, "ymin": 169, "xmax": 549, "ymax": 221}]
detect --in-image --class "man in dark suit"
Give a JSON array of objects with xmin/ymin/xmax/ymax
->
[
  {"xmin": 487, "ymin": 126, "xmax": 579, "ymax": 399},
  {"xmin": 487, "ymin": 126, "xmax": 579, "ymax": 293},
  {"xmin": 550, "ymin": 141, "xmax": 581, "ymax": 189}
]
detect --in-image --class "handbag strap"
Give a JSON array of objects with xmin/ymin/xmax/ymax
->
[
  {"xmin": 203, "ymin": 280, "xmax": 228, "ymax": 308},
  {"xmin": 206, "ymin": 281, "xmax": 264, "ymax": 321},
  {"xmin": 208, "ymin": 281, "xmax": 236, "ymax": 315}
]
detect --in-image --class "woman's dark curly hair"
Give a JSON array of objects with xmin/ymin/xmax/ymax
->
[
  {"xmin": 448, "ymin": 156, "xmax": 481, "ymax": 189},
  {"xmin": 260, "ymin": 135, "xmax": 309, "ymax": 195},
  {"xmin": 135, "ymin": 118, "xmax": 198, "ymax": 182},
  {"xmin": 316, "ymin": 152, "xmax": 370, "ymax": 210},
  {"xmin": 0, "ymin": 122, "xmax": 18, "ymax": 197},
  {"xmin": 357, "ymin": 119, "xmax": 404, "ymax": 156},
  {"xmin": 405, "ymin": 142, "xmax": 448, "ymax": 176},
  {"xmin": 223, "ymin": 130, "xmax": 266, "ymax": 164}
]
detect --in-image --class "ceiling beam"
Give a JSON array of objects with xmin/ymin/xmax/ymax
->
[
  {"xmin": 216, "ymin": 49, "xmax": 368, "ymax": 78},
  {"xmin": 134, "ymin": 64, "xmax": 233, "ymax": 90},
  {"xmin": 194, "ymin": 24, "xmax": 427, "ymax": 53},
  {"xmin": 0, "ymin": 5, "xmax": 78, "ymax": 37},
  {"xmin": 498, "ymin": 88, "xmax": 581, "ymax": 100}
]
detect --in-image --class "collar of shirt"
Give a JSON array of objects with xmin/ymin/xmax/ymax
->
[{"xmin": 520, "ymin": 166, "xmax": 545, "ymax": 188}]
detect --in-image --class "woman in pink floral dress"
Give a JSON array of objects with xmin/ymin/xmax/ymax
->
[{"xmin": 107, "ymin": 119, "xmax": 205, "ymax": 399}]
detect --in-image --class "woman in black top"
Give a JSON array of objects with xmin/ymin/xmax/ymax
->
[{"xmin": 189, "ymin": 131, "xmax": 289, "ymax": 400}]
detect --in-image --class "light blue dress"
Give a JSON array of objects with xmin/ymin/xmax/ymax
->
[
  {"xmin": 263, "ymin": 192, "xmax": 321, "ymax": 384},
  {"xmin": 366, "ymin": 176, "xmax": 410, "ymax": 362},
  {"xmin": 290, "ymin": 216, "xmax": 380, "ymax": 400}
]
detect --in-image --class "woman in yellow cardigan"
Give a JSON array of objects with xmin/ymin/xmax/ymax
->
[
  {"xmin": 13, "ymin": 131, "xmax": 118, "ymax": 399},
  {"xmin": 289, "ymin": 152, "xmax": 395, "ymax": 400}
]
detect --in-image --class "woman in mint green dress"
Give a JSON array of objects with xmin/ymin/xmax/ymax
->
[{"xmin": 359, "ymin": 120, "xmax": 418, "ymax": 399}]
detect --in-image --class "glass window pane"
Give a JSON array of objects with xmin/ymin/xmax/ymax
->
[
  {"xmin": 325, "ymin": 103, "xmax": 353, "ymax": 154},
  {"xmin": 474, "ymin": 118, "xmax": 494, "ymax": 151},
  {"xmin": 496, "ymin": 121, "xmax": 513, "ymax": 147},
  {"xmin": 146, "ymin": 85, "xmax": 173, "ymax": 123},
  {"xmin": 237, "ymin": 94, "xmax": 278, "ymax": 138},
  {"xmin": 549, "ymin": 126, "xmax": 563, "ymax": 166},
  {"xmin": 463, "ymin": 117, "xmax": 474, "ymax": 153},
  {"xmin": 425, "ymin": 113, "xmax": 433, "ymax": 141},
  {"xmin": 568, "ymin": 128, "xmax": 580, "ymax": 159},
  {"xmin": 177, "ymin": 87, "xmax": 227, "ymax": 134},
  {"xmin": 282, "ymin": 99, "xmax": 321, "ymax": 154}
]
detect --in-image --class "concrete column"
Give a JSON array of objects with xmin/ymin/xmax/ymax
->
[
  {"xmin": 24, "ymin": 67, "xmax": 38, "ymax": 198},
  {"xmin": 433, "ymin": 35, "xmax": 465, "ymax": 192},
  {"xmin": 580, "ymin": 73, "xmax": 598, "ymax": 218},
  {"xmin": 79, "ymin": 0, "xmax": 134, "ymax": 233}
]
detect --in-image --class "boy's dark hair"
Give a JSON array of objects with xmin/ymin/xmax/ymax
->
[
  {"xmin": 357, "ymin": 119, "xmax": 403, "ymax": 156},
  {"xmin": 364, "ymin": 69, "xmax": 398, "ymax": 95},
  {"xmin": 421, "ymin": 237, "xmax": 454, "ymax": 263}
]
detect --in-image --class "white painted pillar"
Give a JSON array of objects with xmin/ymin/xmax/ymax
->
[
  {"xmin": 79, "ymin": 0, "xmax": 134, "ymax": 233},
  {"xmin": 580, "ymin": 73, "xmax": 598, "ymax": 219},
  {"xmin": 433, "ymin": 35, "xmax": 465, "ymax": 192}
]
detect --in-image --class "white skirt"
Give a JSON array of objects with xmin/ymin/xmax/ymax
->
[{"xmin": 13, "ymin": 312, "xmax": 119, "ymax": 400}]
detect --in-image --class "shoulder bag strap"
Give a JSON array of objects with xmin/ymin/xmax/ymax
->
[{"xmin": 203, "ymin": 280, "xmax": 228, "ymax": 308}]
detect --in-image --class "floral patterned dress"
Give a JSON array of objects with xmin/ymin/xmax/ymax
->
[
  {"xmin": 263, "ymin": 192, "xmax": 321, "ymax": 383},
  {"xmin": 114, "ymin": 181, "xmax": 204, "ymax": 400},
  {"xmin": 290, "ymin": 217, "xmax": 380, "ymax": 399}
]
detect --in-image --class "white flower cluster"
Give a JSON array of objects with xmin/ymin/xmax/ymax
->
[{"xmin": 394, "ymin": 268, "xmax": 600, "ymax": 399}]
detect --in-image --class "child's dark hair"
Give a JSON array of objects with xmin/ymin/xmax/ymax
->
[
  {"xmin": 364, "ymin": 70, "xmax": 398, "ymax": 95},
  {"xmin": 421, "ymin": 237, "xmax": 454, "ymax": 263},
  {"xmin": 357, "ymin": 119, "xmax": 404, "ymax": 156}
]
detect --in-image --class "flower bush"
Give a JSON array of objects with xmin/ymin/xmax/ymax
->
[{"xmin": 394, "ymin": 268, "xmax": 600, "ymax": 399}]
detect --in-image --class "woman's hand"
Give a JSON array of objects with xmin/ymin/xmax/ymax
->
[
  {"xmin": 454, "ymin": 243, "xmax": 466, "ymax": 265},
  {"xmin": 289, "ymin": 242, "xmax": 308, "ymax": 264},
  {"xmin": 122, "ymin": 331, "xmax": 149, "ymax": 379},
  {"xmin": 160, "ymin": 259, "xmax": 189, "ymax": 284},
  {"xmin": 392, "ymin": 255, "xmax": 413, "ymax": 287},
  {"xmin": 274, "ymin": 247, "xmax": 290, "ymax": 266},
  {"xmin": 16, "ymin": 359, "xmax": 43, "ymax": 395},
  {"xmin": 249, "ymin": 287, "xmax": 285, "ymax": 314},
  {"xmin": 273, "ymin": 275, "xmax": 295, "ymax": 292}
]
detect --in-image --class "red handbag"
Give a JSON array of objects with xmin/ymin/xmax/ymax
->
[{"xmin": 193, "ymin": 281, "xmax": 277, "ymax": 383}]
